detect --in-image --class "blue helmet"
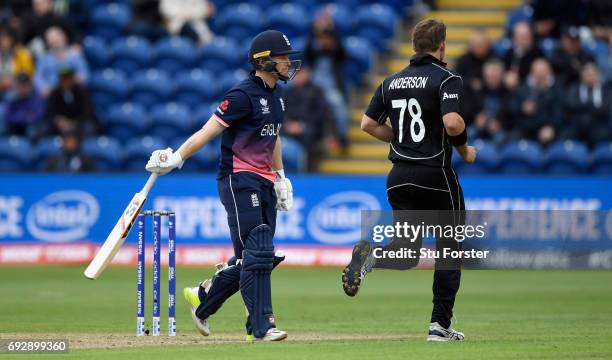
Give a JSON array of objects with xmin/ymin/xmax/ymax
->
[{"xmin": 249, "ymin": 30, "xmax": 301, "ymax": 81}]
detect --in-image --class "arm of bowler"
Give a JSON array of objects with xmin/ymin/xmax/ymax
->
[{"xmin": 361, "ymin": 114, "xmax": 393, "ymax": 143}]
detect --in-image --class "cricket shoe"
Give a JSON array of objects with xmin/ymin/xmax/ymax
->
[
  {"xmin": 427, "ymin": 322, "xmax": 465, "ymax": 342},
  {"xmin": 183, "ymin": 281, "xmax": 211, "ymax": 336},
  {"xmin": 342, "ymin": 240, "xmax": 375, "ymax": 296},
  {"xmin": 248, "ymin": 328, "xmax": 288, "ymax": 342}
]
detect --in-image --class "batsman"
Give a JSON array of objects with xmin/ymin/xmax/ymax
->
[{"xmin": 144, "ymin": 30, "xmax": 301, "ymax": 341}]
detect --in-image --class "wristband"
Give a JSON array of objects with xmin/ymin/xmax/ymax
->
[{"xmin": 448, "ymin": 128, "xmax": 467, "ymax": 147}]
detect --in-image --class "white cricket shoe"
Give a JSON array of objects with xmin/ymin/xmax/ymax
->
[
  {"xmin": 427, "ymin": 322, "xmax": 465, "ymax": 342},
  {"xmin": 183, "ymin": 282, "xmax": 211, "ymax": 336},
  {"xmin": 250, "ymin": 328, "xmax": 288, "ymax": 342}
]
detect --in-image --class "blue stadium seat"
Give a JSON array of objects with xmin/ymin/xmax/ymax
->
[
  {"xmin": 35, "ymin": 136, "xmax": 62, "ymax": 170},
  {"xmin": 344, "ymin": 36, "xmax": 374, "ymax": 85},
  {"xmin": 356, "ymin": 0, "xmax": 412, "ymax": 18},
  {"xmin": 198, "ymin": 37, "xmax": 242, "ymax": 74},
  {"xmin": 591, "ymin": 142, "xmax": 612, "ymax": 174},
  {"xmin": 89, "ymin": 3, "xmax": 131, "ymax": 41},
  {"xmin": 217, "ymin": 70, "xmax": 248, "ymax": 97},
  {"xmin": 89, "ymin": 68, "xmax": 128, "ymax": 114},
  {"xmin": 584, "ymin": 41, "xmax": 610, "ymax": 59},
  {"xmin": 493, "ymin": 38, "xmax": 512, "ymax": 57},
  {"xmin": 0, "ymin": 136, "xmax": 32, "ymax": 171},
  {"xmin": 193, "ymin": 102, "xmax": 218, "ymax": 125},
  {"xmin": 213, "ymin": 4, "xmax": 266, "ymax": 43},
  {"xmin": 171, "ymin": 135, "xmax": 221, "ymax": 172},
  {"xmin": 175, "ymin": 69, "xmax": 217, "ymax": 109},
  {"xmin": 267, "ymin": 3, "xmax": 309, "ymax": 40},
  {"xmin": 505, "ymin": 5, "xmax": 533, "ymax": 33},
  {"xmin": 129, "ymin": 69, "xmax": 173, "ymax": 108},
  {"xmin": 353, "ymin": 3, "xmax": 398, "ymax": 52},
  {"xmin": 545, "ymin": 140, "xmax": 589, "ymax": 174},
  {"xmin": 281, "ymin": 137, "xmax": 305, "ymax": 172},
  {"xmin": 149, "ymin": 102, "xmax": 193, "ymax": 141},
  {"xmin": 101, "ymin": 102, "xmax": 150, "ymax": 143},
  {"xmin": 154, "ymin": 37, "xmax": 196, "ymax": 75},
  {"xmin": 537, "ymin": 38, "xmax": 559, "ymax": 57},
  {"xmin": 83, "ymin": 36, "xmax": 109, "ymax": 70},
  {"xmin": 123, "ymin": 136, "xmax": 166, "ymax": 171},
  {"xmin": 499, "ymin": 140, "xmax": 544, "ymax": 174},
  {"xmin": 110, "ymin": 36, "xmax": 152, "ymax": 74},
  {"xmin": 456, "ymin": 139, "xmax": 499, "ymax": 174},
  {"xmin": 82, "ymin": 136, "xmax": 123, "ymax": 171}
]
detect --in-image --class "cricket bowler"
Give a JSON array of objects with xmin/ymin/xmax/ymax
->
[
  {"xmin": 341, "ymin": 19, "xmax": 477, "ymax": 341},
  {"xmin": 145, "ymin": 30, "xmax": 301, "ymax": 341}
]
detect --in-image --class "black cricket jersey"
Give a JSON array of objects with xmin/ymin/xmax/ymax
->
[{"xmin": 365, "ymin": 53, "xmax": 463, "ymax": 169}]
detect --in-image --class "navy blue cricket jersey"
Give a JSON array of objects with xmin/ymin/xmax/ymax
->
[{"xmin": 212, "ymin": 73, "xmax": 285, "ymax": 182}]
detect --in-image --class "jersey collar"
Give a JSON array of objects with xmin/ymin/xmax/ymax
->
[
  {"xmin": 249, "ymin": 72, "xmax": 275, "ymax": 92},
  {"xmin": 409, "ymin": 53, "xmax": 447, "ymax": 67}
]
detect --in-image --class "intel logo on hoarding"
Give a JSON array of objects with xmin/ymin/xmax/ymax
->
[
  {"xmin": 307, "ymin": 191, "xmax": 381, "ymax": 244},
  {"xmin": 26, "ymin": 191, "xmax": 100, "ymax": 242}
]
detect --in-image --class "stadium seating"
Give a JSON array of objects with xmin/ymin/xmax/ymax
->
[
  {"xmin": 154, "ymin": 37, "xmax": 197, "ymax": 75},
  {"xmin": 110, "ymin": 36, "xmax": 152, "ymax": 74},
  {"xmin": 198, "ymin": 37, "xmax": 242, "ymax": 74},
  {"xmin": 129, "ymin": 69, "xmax": 173, "ymax": 108},
  {"xmin": 88, "ymin": 68, "xmax": 128, "ymax": 114},
  {"xmin": 591, "ymin": 142, "xmax": 612, "ymax": 174},
  {"xmin": 281, "ymin": 137, "xmax": 306, "ymax": 172},
  {"xmin": 499, "ymin": 140, "xmax": 544, "ymax": 174},
  {"xmin": 267, "ymin": 3, "xmax": 310, "ymax": 40},
  {"xmin": 123, "ymin": 136, "xmax": 166, "ymax": 171},
  {"xmin": 149, "ymin": 102, "xmax": 193, "ymax": 141},
  {"xmin": 171, "ymin": 135, "xmax": 221, "ymax": 172},
  {"xmin": 353, "ymin": 3, "xmax": 398, "ymax": 52},
  {"xmin": 82, "ymin": 136, "xmax": 123, "ymax": 171},
  {"xmin": 36, "ymin": 136, "xmax": 63, "ymax": 171},
  {"xmin": 101, "ymin": 102, "xmax": 149, "ymax": 143},
  {"xmin": 545, "ymin": 140, "xmax": 589, "ymax": 174},
  {"xmin": 89, "ymin": 3, "xmax": 131, "ymax": 41},
  {"xmin": 456, "ymin": 139, "xmax": 499, "ymax": 174},
  {"xmin": 213, "ymin": 4, "xmax": 266, "ymax": 43},
  {"xmin": 344, "ymin": 37, "xmax": 374, "ymax": 85},
  {"xmin": 0, "ymin": 136, "xmax": 32, "ymax": 171},
  {"xmin": 83, "ymin": 36, "xmax": 110, "ymax": 70},
  {"xmin": 174, "ymin": 69, "xmax": 217, "ymax": 109},
  {"xmin": 317, "ymin": 3, "xmax": 352, "ymax": 36}
]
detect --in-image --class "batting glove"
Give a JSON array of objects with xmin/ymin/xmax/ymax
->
[
  {"xmin": 145, "ymin": 147, "xmax": 184, "ymax": 175},
  {"xmin": 274, "ymin": 169, "xmax": 293, "ymax": 211}
]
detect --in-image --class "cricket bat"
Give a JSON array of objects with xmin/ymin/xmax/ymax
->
[{"xmin": 84, "ymin": 173, "xmax": 158, "ymax": 280}]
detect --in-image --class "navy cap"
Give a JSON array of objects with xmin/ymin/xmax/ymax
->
[{"xmin": 249, "ymin": 30, "xmax": 299, "ymax": 63}]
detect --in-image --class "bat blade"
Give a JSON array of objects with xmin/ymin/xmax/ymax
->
[{"xmin": 84, "ymin": 192, "xmax": 147, "ymax": 280}]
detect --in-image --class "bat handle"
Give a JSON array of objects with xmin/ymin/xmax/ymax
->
[{"xmin": 140, "ymin": 173, "xmax": 158, "ymax": 196}]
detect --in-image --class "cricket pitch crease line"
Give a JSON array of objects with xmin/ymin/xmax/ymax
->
[{"xmin": 0, "ymin": 333, "xmax": 413, "ymax": 349}]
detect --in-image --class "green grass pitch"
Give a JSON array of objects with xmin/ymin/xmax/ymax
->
[{"xmin": 0, "ymin": 266, "xmax": 611, "ymax": 359}]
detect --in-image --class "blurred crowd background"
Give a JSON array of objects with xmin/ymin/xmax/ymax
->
[{"xmin": 0, "ymin": 0, "xmax": 610, "ymax": 174}]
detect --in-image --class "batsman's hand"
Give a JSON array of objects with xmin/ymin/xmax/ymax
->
[
  {"xmin": 145, "ymin": 147, "xmax": 184, "ymax": 175},
  {"xmin": 274, "ymin": 172, "xmax": 293, "ymax": 211}
]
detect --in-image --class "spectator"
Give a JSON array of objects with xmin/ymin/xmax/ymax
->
[
  {"xmin": 34, "ymin": 26, "xmax": 88, "ymax": 96},
  {"xmin": 45, "ymin": 126, "xmax": 96, "ymax": 172},
  {"xmin": 0, "ymin": 24, "xmax": 33, "ymax": 98},
  {"xmin": 550, "ymin": 27, "xmax": 594, "ymax": 88},
  {"xmin": 305, "ymin": 6, "xmax": 348, "ymax": 148},
  {"xmin": 502, "ymin": 22, "xmax": 545, "ymax": 87},
  {"xmin": 455, "ymin": 29, "xmax": 497, "ymax": 95},
  {"xmin": 129, "ymin": 0, "xmax": 167, "ymax": 42},
  {"xmin": 509, "ymin": 58, "xmax": 563, "ymax": 145},
  {"xmin": 20, "ymin": 0, "xmax": 78, "ymax": 56},
  {"xmin": 160, "ymin": 0, "xmax": 214, "ymax": 44},
  {"xmin": 3, "ymin": 72, "xmax": 45, "ymax": 137},
  {"xmin": 532, "ymin": 0, "xmax": 587, "ymax": 38},
  {"xmin": 469, "ymin": 60, "xmax": 510, "ymax": 144},
  {"xmin": 42, "ymin": 65, "xmax": 96, "ymax": 137},
  {"xmin": 563, "ymin": 62, "xmax": 611, "ymax": 146},
  {"xmin": 283, "ymin": 66, "xmax": 337, "ymax": 172}
]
